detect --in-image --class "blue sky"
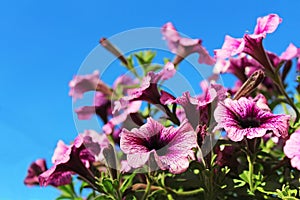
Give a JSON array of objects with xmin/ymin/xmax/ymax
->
[{"xmin": 0, "ymin": 0, "xmax": 300, "ymax": 199}]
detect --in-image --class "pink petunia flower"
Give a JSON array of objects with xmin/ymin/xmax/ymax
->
[
  {"xmin": 174, "ymin": 83, "xmax": 227, "ymax": 128},
  {"xmin": 39, "ymin": 130, "xmax": 109, "ymax": 187},
  {"xmin": 162, "ymin": 22, "xmax": 215, "ymax": 65},
  {"xmin": 114, "ymin": 62, "xmax": 176, "ymax": 112},
  {"xmin": 75, "ymin": 74, "xmax": 137, "ymax": 123},
  {"xmin": 214, "ymin": 14, "xmax": 282, "ymax": 70},
  {"xmin": 280, "ymin": 43, "xmax": 300, "ymax": 70},
  {"xmin": 69, "ymin": 70, "xmax": 101, "ymax": 101},
  {"xmin": 284, "ymin": 129, "xmax": 300, "ymax": 170},
  {"xmin": 103, "ymin": 101, "xmax": 142, "ymax": 134},
  {"xmin": 253, "ymin": 13, "xmax": 283, "ymax": 38},
  {"xmin": 24, "ymin": 159, "xmax": 48, "ymax": 186},
  {"xmin": 214, "ymin": 96, "xmax": 290, "ymax": 142},
  {"xmin": 75, "ymin": 92, "xmax": 111, "ymax": 122},
  {"xmin": 120, "ymin": 118, "xmax": 197, "ymax": 174}
]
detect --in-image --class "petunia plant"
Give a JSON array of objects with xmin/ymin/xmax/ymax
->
[{"xmin": 24, "ymin": 13, "xmax": 300, "ymax": 199}]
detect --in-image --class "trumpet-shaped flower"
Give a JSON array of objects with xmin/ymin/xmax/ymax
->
[
  {"xmin": 24, "ymin": 159, "xmax": 48, "ymax": 186},
  {"xmin": 214, "ymin": 14, "xmax": 282, "ymax": 70},
  {"xmin": 120, "ymin": 118, "xmax": 196, "ymax": 174},
  {"xmin": 162, "ymin": 22, "xmax": 215, "ymax": 65},
  {"xmin": 214, "ymin": 96, "xmax": 290, "ymax": 142},
  {"xmin": 39, "ymin": 130, "xmax": 109, "ymax": 187},
  {"xmin": 69, "ymin": 70, "xmax": 101, "ymax": 101}
]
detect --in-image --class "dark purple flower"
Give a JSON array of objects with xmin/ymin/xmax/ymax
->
[
  {"xmin": 39, "ymin": 130, "xmax": 109, "ymax": 187},
  {"xmin": 284, "ymin": 129, "xmax": 300, "ymax": 170},
  {"xmin": 120, "ymin": 118, "xmax": 197, "ymax": 174},
  {"xmin": 214, "ymin": 96, "xmax": 290, "ymax": 142},
  {"xmin": 24, "ymin": 159, "xmax": 48, "ymax": 186},
  {"xmin": 162, "ymin": 22, "xmax": 215, "ymax": 65}
]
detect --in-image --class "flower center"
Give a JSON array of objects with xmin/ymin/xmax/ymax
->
[
  {"xmin": 144, "ymin": 133, "xmax": 169, "ymax": 155},
  {"xmin": 238, "ymin": 117, "xmax": 261, "ymax": 128}
]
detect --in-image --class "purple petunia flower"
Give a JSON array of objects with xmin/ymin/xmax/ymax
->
[
  {"xmin": 24, "ymin": 159, "xmax": 48, "ymax": 186},
  {"xmin": 120, "ymin": 118, "xmax": 197, "ymax": 174},
  {"xmin": 114, "ymin": 62, "xmax": 176, "ymax": 112},
  {"xmin": 214, "ymin": 96, "xmax": 290, "ymax": 142},
  {"xmin": 103, "ymin": 101, "xmax": 142, "ymax": 134},
  {"xmin": 214, "ymin": 52, "xmax": 281, "ymax": 91},
  {"xmin": 174, "ymin": 83, "xmax": 227, "ymax": 128},
  {"xmin": 280, "ymin": 43, "xmax": 300, "ymax": 71},
  {"xmin": 253, "ymin": 13, "xmax": 282, "ymax": 37},
  {"xmin": 39, "ymin": 130, "xmax": 109, "ymax": 187},
  {"xmin": 69, "ymin": 70, "xmax": 101, "ymax": 101},
  {"xmin": 75, "ymin": 92, "xmax": 112, "ymax": 123},
  {"xmin": 162, "ymin": 22, "xmax": 215, "ymax": 65},
  {"xmin": 75, "ymin": 74, "xmax": 138, "ymax": 124},
  {"xmin": 284, "ymin": 129, "xmax": 300, "ymax": 170},
  {"xmin": 214, "ymin": 14, "xmax": 282, "ymax": 71}
]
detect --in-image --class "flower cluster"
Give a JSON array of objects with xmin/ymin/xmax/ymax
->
[{"xmin": 24, "ymin": 14, "xmax": 300, "ymax": 199}]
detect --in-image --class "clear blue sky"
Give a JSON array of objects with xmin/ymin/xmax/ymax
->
[{"xmin": 0, "ymin": 1, "xmax": 299, "ymax": 199}]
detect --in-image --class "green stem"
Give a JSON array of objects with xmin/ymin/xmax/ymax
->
[
  {"xmin": 273, "ymin": 73, "xmax": 300, "ymax": 124},
  {"xmin": 168, "ymin": 187, "xmax": 204, "ymax": 196},
  {"xmin": 246, "ymin": 153, "xmax": 255, "ymax": 193},
  {"xmin": 141, "ymin": 175, "xmax": 151, "ymax": 200},
  {"xmin": 263, "ymin": 49, "xmax": 300, "ymax": 124}
]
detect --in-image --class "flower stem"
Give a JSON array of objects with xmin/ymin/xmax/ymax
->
[
  {"xmin": 167, "ymin": 187, "xmax": 204, "ymax": 196},
  {"xmin": 260, "ymin": 45, "xmax": 300, "ymax": 124},
  {"xmin": 141, "ymin": 175, "xmax": 151, "ymax": 200},
  {"xmin": 246, "ymin": 153, "xmax": 255, "ymax": 194},
  {"xmin": 273, "ymin": 73, "xmax": 300, "ymax": 124}
]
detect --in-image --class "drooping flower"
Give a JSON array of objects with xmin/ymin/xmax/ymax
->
[
  {"xmin": 39, "ymin": 130, "xmax": 109, "ymax": 187},
  {"xmin": 120, "ymin": 118, "xmax": 197, "ymax": 174},
  {"xmin": 162, "ymin": 22, "xmax": 215, "ymax": 65},
  {"xmin": 284, "ymin": 129, "xmax": 300, "ymax": 170},
  {"xmin": 24, "ymin": 159, "xmax": 48, "ymax": 186},
  {"xmin": 214, "ymin": 96, "xmax": 290, "ymax": 142}
]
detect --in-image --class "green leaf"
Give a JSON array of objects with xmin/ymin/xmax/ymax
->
[
  {"xmin": 257, "ymin": 186, "xmax": 276, "ymax": 195},
  {"xmin": 120, "ymin": 173, "xmax": 136, "ymax": 193},
  {"xmin": 102, "ymin": 178, "xmax": 114, "ymax": 194},
  {"xmin": 56, "ymin": 196, "xmax": 73, "ymax": 200},
  {"xmin": 233, "ymin": 179, "xmax": 246, "ymax": 188},
  {"xmin": 144, "ymin": 65, "xmax": 162, "ymax": 74},
  {"xmin": 94, "ymin": 195, "xmax": 114, "ymax": 200},
  {"xmin": 125, "ymin": 55, "xmax": 139, "ymax": 77},
  {"xmin": 239, "ymin": 170, "xmax": 250, "ymax": 184},
  {"xmin": 58, "ymin": 183, "xmax": 76, "ymax": 198},
  {"xmin": 79, "ymin": 181, "xmax": 90, "ymax": 194}
]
